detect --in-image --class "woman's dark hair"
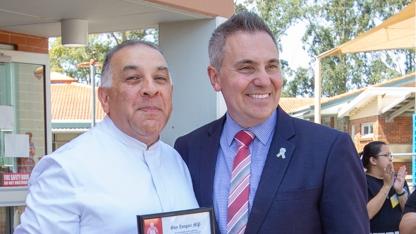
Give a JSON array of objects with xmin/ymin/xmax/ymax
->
[{"xmin": 360, "ymin": 141, "xmax": 386, "ymax": 169}]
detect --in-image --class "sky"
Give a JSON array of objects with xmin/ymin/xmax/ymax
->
[
  {"xmin": 235, "ymin": 0, "xmax": 311, "ymax": 70},
  {"xmin": 279, "ymin": 21, "xmax": 310, "ymax": 69}
]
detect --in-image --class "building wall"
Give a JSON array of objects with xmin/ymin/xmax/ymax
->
[
  {"xmin": 379, "ymin": 115, "xmax": 413, "ymax": 174},
  {"xmin": 53, "ymin": 132, "xmax": 83, "ymax": 151},
  {"xmin": 146, "ymin": 0, "xmax": 234, "ymax": 18},
  {"xmin": 350, "ymin": 114, "xmax": 412, "ymax": 176},
  {"xmin": 350, "ymin": 116, "xmax": 378, "ymax": 151},
  {"xmin": 350, "ymin": 115, "xmax": 412, "ymax": 151},
  {"xmin": 350, "ymin": 98, "xmax": 378, "ymax": 120},
  {"xmin": 159, "ymin": 18, "xmax": 225, "ymax": 146},
  {"xmin": 378, "ymin": 116, "xmax": 412, "ymax": 144},
  {"xmin": 0, "ymin": 30, "xmax": 48, "ymax": 54}
]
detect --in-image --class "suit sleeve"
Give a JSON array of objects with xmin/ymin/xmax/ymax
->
[
  {"xmin": 174, "ymin": 136, "xmax": 189, "ymax": 163},
  {"xmin": 14, "ymin": 157, "xmax": 80, "ymax": 234},
  {"xmin": 320, "ymin": 133, "xmax": 369, "ymax": 233}
]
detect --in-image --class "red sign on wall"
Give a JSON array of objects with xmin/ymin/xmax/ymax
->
[{"xmin": 1, "ymin": 173, "xmax": 30, "ymax": 186}]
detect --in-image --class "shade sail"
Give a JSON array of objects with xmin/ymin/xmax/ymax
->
[
  {"xmin": 314, "ymin": 1, "xmax": 416, "ymax": 124},
  {"xmin": 319, "ymin": 0, "xmax": 415, "ymax": 58}
]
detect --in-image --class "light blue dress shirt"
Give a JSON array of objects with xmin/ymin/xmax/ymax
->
[{"xmin": 213, "ymin": 110, "xmax": 277, "ymax": 234}]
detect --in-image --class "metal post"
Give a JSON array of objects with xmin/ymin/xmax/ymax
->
[
  {"xmin": 90, "ymin": 60, "xmax": 96, "ymax": 127},
  {"xmin": 314, "ymin": 58, "xmax": 321, "ymax": 124},
  {"xmin": 412, "ymin": 92, "xmax": 416, "ymax": 186},
  {"xmin": 412, "ymin": 113, "xmax": 416, "ymax": 186}
]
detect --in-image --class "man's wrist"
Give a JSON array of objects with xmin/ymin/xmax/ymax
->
[{"xmin": 397, "ymin": 190, "xmax": 406, "ymax": 197}]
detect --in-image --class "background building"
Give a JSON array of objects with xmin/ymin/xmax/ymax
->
[
  {"xmin": 288, "ymin": 72, "xmax": 415, "ymax": 182},
  {"xmin": 0, "ymin": 1, "xmax": 234, "ymax": 232}
]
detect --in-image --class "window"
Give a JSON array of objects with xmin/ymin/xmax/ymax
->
[{"xmin": 361, "ymin": 123, "xmax": 374, "ymax": 137}]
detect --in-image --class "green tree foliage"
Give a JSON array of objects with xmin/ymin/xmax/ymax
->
[
  {"xmin": 235, "ymin": 0, "xmax": 249, "ymax": 12},
  {"xmin": 256, "ymin": 0, "xmax": 415, "ymax": 97},
  {"xmin": 257, "ymin": 0, "xmax": 305, "ymax": 38},
  {"xmin": 49, "ymin": 29, "xmax": 157, "ymax": 84},
  {"xmin": 256, "ymin": 0, "xmax": 309, "ymax": 96},
  {"xmin": 282, "ymin": 67, "xmax": 314, "ymax": 97},
  {"xmin": 49, "ymin": 35, "xmax": 110, "ymax": 84}
]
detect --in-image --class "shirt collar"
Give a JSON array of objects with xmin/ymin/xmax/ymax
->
[
  {"xmin": 100, "ymin": 116, "xmax": 161, "ymax": 151},
  {"xmin": 223, "ymin": 110, "xmax": 277, "ymax": 146}
]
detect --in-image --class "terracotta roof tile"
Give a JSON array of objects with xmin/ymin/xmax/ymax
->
[
  {"xmin": 51, "ymin": 83, "xmax": 105, "ymax": 121},
  {"xmin": 279, "ymin": 97, "xmax": 315, "ymax": 113},
  {"xmin": 50, "ymin": 72, "xmax": 76, "ymax": 84}
]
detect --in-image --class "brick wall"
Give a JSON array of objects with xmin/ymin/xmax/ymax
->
[
  {"xmin": 378, "ymin": 116, "xmax": 412, "ymax": 144},
  {"xmin": 350, "ymin": 116, "xmax": 379, "ymax": 152},
  {"xmin": 351, "ymin": 115, "xmax": 413, "ymax": 176},
  {"xmin": 381, "ymin": 116, "xmax": 413, "ymax": 178},
  {"xmin": 350, "ymin": 115, "xmax": 412, "ymax": 151},
  {"xmin": 393, "ymin": 162, "xmax": 411, "ymax": 173},
  {"xmin": 0, "ymin": 30, "xmax": 48, "ymax": 54}
]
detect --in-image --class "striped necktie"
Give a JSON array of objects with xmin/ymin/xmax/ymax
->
[{"xmin": 227, "ymin": 130, "xmax": 255, "ymax": 234}]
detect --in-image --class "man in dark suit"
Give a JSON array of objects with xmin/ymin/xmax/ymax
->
[{"xmin": 174, "ymin": 12, "xmax": 369, "ymax": 234}]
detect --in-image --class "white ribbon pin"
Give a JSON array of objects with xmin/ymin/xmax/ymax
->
[{"xmin": 276, "ymin": 147, "xmax": 286, "ymax": 159}]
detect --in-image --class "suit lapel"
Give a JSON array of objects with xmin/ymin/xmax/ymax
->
[
  {"xmin": 246, "ymin": 108, "xmax": 296, "ymax": 233},
  {"xmin": 198, "ymin": 116, "xmax": 225, "ymax": 207}
]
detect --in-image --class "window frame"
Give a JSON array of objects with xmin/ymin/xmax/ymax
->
[{"xmin": 361, "ymin": 122, "xmax": 374, "ymax": 138}]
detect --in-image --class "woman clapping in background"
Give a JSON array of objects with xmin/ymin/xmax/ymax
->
[{"xmin": 361, "ymin": 141, "xmax": 409, "ymax": 234}]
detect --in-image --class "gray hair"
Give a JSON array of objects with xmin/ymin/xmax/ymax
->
[
  {"xmin": 208, "ymin": 11, "xmax": 277, "ymax": 71},
  {"xmin": 100, "ymin": 40, "xmax": 162, "ymax": 87}
]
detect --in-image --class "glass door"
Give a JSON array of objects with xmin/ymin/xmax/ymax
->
[
  {"xmin": 0, "ymin": 50, "xmax": 50, "ymax": 233},
  {"xmin": 0, "ymin": 62, "xmax": 47, "ymax": 177}
]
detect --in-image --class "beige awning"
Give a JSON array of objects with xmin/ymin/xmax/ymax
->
[
  {"xmin": 319, "ymin": 0, "xmax": 415, "ymax": 59},
  {"xmin": 314, "ymin": 1, "xmax": 416, "ymax": 123}
]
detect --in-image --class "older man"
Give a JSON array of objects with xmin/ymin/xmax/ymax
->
[
  {"xmin": 174, "ymin": 12, "xmax": 369, "ymax": 233},
  {"xmin": 15, "ymin": 40, "xmax": 198, "ymax": 234}
]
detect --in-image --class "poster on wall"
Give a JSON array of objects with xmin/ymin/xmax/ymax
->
[
  {"xmin": 0, "ymin": 105, "xmax": 14, "ymax": 130},
  {"xmin": 5, "ymin": 134, "xmax": 29, "ymax": 158}
]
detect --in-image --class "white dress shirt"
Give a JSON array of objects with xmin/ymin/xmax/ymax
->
[{"xmin": 15, "ymin": 116, "xmax": 198, "ymax": 234}]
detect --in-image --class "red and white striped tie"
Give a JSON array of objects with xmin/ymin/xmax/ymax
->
[{"xmin": 227, "ymin": 130, "xmax": 255, "ymax": 234}]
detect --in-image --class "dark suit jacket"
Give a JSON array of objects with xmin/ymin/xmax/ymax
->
[{"xmin": 174, "ymin": 107, "xmax": 369, "ymax": 234}]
